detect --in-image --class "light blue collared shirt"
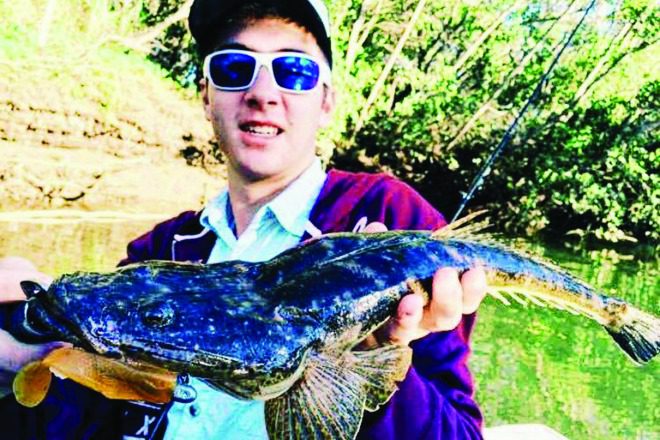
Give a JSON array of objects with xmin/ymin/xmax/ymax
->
[{"xmin": 163, "ymin": 160, "xmax": 326, "ymax": 440}]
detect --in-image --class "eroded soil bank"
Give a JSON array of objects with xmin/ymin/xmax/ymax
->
[{"xmin": 1, "ymin": 59, "xmax": 224, "ymax": 216}]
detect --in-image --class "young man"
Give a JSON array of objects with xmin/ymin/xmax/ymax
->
[{"xmin": 0, "ymin": 1, "xmax": 486, "ymax": 438}]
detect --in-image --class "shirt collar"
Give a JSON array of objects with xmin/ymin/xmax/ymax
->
[
  {"xmin": 267, "ymin": 159, "xmax": 326, "ymax": 236},
  {"xmin": 200, "ymin": 189, "xmax": 235, "ymax": 246},
  {"xmin": 200, "ymin": 159, "xmax": 326, "ymax": 239}
]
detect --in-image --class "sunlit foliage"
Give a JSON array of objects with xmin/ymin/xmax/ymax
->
[{"xmin": 2, "ymin": 0, "xmax": 657, "ymax": 243}]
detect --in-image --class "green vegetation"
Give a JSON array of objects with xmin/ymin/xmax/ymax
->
[
  {"xmin": 327, "ymin": 0, "xmax": 658, "ymax": 245},
  {"xmin": 3, "ymin": 4, "xmax": 656, "ymax": 436},
  {"xmin": 2, "ymin": 0, "xmax": 658, "ymax": 244},
  {"xmin": 0, "ymin": 0, "xmax": 202, "ymax": 128}
]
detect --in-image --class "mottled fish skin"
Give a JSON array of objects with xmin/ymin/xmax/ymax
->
[{"xmin": 28, "ymin": 230, "xmax": 659, "ymax": 400}]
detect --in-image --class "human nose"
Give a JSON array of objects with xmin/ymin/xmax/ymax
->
[{"xmin": 244, "ymin": 66, "xmax": 281, "ymax": 108}]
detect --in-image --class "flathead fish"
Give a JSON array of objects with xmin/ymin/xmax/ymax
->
[{"xmin": 15, "ymin": 217, "xmax": 660, "ymax": 439}]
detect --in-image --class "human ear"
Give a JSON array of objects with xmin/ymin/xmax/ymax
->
[
  {"xmin": 318, "ymin": 85, "xmax": 336, "ymax": 128},
  {"xmin": 200, "ymin": 78, "xmax": 213, "ymax": 121}
]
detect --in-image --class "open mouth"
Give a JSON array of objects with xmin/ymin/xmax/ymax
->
[{"xmin": 239, "ymin": 123, "xmax": 283, "ymax": 138}]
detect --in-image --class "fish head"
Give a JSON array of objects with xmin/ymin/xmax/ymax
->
[{"xmin": 31, "ymin": 264, "xmax": 320, "ymax": 399}]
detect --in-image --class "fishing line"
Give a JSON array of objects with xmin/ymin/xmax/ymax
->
[{"xmin": 451, "ymin": 0, "xmax": 598, "ymax": 223}]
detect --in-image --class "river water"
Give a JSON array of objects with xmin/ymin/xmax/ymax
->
[{"xmin": 0, "ymin": 220, "xmax": 657, "ymax": 439}]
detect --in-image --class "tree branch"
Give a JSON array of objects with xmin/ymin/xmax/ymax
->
[
  {"xmin": 353, "ymin": 0, "xmax": 428, "ymax": 134},
  {"xmin": 572, "ymin": 21, "xmax": 634, "ymax": 103},
  {"xmin": 572, "ymin": 3, "xmax": 657, "ymax": 106},
  {"xmin": 38, "ymin": 0, "xmax": 58, "ymax": 48},
  {"xmin": 440, "ymin": 0, "xmax": 580, "ymax": 153},
  {"xmin": 345, "ymin": 0, "xmax": 373, "ymax": 70},
  {"xmin": 453, "ymin": 1, "xmax": 522, "ymax": 73},
  {"xmin": 118, "ymin": 0, "xmax": 194, "ymax": 53},
  {"xmin": 573, "ymin": 37, "xmax": 654, "ymax": 106}
]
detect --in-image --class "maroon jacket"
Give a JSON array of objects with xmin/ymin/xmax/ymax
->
[{"xmin": 1, "ymin": 169, "xmax": 482, "ymax": 439}]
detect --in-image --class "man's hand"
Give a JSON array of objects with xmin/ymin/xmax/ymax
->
[
  {"xmin": 0, "ymin": 330, "xmax": 67, "ymax": 399},
  {"xmin": 0, "ymin": 256, "xmax": 62, "ymax": 399},
  {"xmin": 359, "ymin": 222, "xmax": 487, "ymax": 349}
]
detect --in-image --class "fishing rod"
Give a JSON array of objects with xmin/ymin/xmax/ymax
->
[{"xmin": 451, "ymin": 0, "xmax": 598, "ymax": 223}]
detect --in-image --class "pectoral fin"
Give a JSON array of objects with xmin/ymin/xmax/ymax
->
[
  {"xmin": 265, "ymin": 344, "xmax": 412, "ymax": 440},
  {"xmin": 350, "ymin": 344, "xmax": 412, "ymax": 411}
]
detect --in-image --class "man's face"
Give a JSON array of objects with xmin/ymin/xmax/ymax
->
[{"xmin": 201, "ymin": 18, "xmax": 334, "ymax": 183}]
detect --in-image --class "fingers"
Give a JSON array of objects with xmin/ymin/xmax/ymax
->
[
  {"xmin": 362, "ymin": 266, "xmax": 488, "ymax": 348},
  {"xmin": 0, "ymin": 329, "xmax": 68, "ymax": 399},
  {"xmin": 421, "ymin": 267, "xmax": 487, "ymax": 334},
  {"xmin": 424, "ymin": 267, "xmax": 488, "ymax": 332},
  {"xmin": 0, "ymin": 257, "xmax": 52, "ymax": 302},
  {"xmin": 0, "ymin": 257, "xmax": 39, "ymax": 271},
  {"xmin": 362, "ymin": 222, "xmax": 388, "ymax": 233},
  {"xmin": 368, "ymin": 294, "xmax": 426, "ymax": 348},
  {"xmin": 460, "ymin": 266, "xmax": 487, "ymax": 314},
  {"xmin": 0, "ymin": 330, "xmax": 67, "ymax": 374},
  {"xmin": 354, "ymin": 224, "xmax": 488, "ymax": 349},
  {"xmin": 358, "ymin": 294, "xmax": 426, "ymax": 349},
  {"xmin": 387, "ymin": 293, "xmax": 426, "ymax": 345},
  {"xmin": 423, "ymin": 268, "xmax": 463, "ymax": 331}
]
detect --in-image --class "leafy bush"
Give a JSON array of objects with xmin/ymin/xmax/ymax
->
[
  {"xmin": 326, "ymin": 0, "xmax": 658, "ymax": 244},
  {"xmin": 492, "ymin": 81, "xmax": 658, "ymax": 242},
  {"xmin": 4, "ymin": 0, "xmax": 657, "ymax": 244}
]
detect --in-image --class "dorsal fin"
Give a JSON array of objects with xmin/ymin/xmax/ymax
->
[{"xmin": 431, "ymin": 209, "xmax": 490, "ymax": 240}]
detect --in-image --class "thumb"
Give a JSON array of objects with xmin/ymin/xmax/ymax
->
[
  {"xmin": 363, "ymin": 222, "xmax": 388, "ymax": 233},
  {"xmin": 0, "ymin": 330, "xmax": 68, "ymax": 373},
  {"xmin": 16, "ymin": 341, "xmax": 68, "ymax": 368}
]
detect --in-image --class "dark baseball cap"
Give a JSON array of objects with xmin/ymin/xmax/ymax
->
[{"xmin": 188, "ymin": 0, "xmax": 332, "ymax": 67}]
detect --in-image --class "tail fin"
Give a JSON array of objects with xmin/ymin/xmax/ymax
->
[{"xmin": 605, "ymin": 307, "xmax": 660, "ymax": 365}]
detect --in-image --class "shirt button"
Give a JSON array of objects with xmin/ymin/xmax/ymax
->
[{"xmin": 189, "ymin": 403, "xmax": 201, "ymax": 417}]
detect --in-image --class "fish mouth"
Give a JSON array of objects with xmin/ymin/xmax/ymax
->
[
  {"xmin": 112, "ymin": 339, "xmax": 311, "ymax": 400},
  {"xmin": 27, "ymin": 295, "xmax": 91, "ymax": 350},
  {"xmin": 116, "ymin": 338, "xmax": 245, "ymax": 375}
]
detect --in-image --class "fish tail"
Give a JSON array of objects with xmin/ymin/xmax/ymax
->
[{"xmin": 604, "ymin": 306, "xmax": 660, "ymax": 365}]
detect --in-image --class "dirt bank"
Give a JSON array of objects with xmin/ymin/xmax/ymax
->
[{"xmin": 0, "ymin": 61, "xmax": 224, "ymax": 215}]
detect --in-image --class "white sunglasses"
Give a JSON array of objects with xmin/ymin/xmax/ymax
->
[{"xmin": 203, "ymin": 49, "xmax": 332, "ymax": 94}]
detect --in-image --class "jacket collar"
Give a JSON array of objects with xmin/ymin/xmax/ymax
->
[{"xmin": 171, "ymin": 212, "xmax": 215, "ymax": 263}]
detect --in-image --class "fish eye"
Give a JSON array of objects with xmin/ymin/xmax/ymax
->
[{"xmin": 141, "ymin": 301, "xmax": 175, "ymax": 327}]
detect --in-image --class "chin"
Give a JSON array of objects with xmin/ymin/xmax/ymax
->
[{"xmin": 237, "ymin": 163, "xmax": 284, "ymax": 182}]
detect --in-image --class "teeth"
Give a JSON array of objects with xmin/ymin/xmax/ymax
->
[{"xmin": 244, "ymin": 125, "xmax": 279, "ymax": 136}]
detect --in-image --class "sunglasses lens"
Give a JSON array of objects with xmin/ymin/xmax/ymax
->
[
  {"xmin": 208, "ymin": 52, "xmax": 256, "ymax": 89},
  {"xmin": 272, "ymin": 56, "xmax": 320, "ymax": 91}
]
